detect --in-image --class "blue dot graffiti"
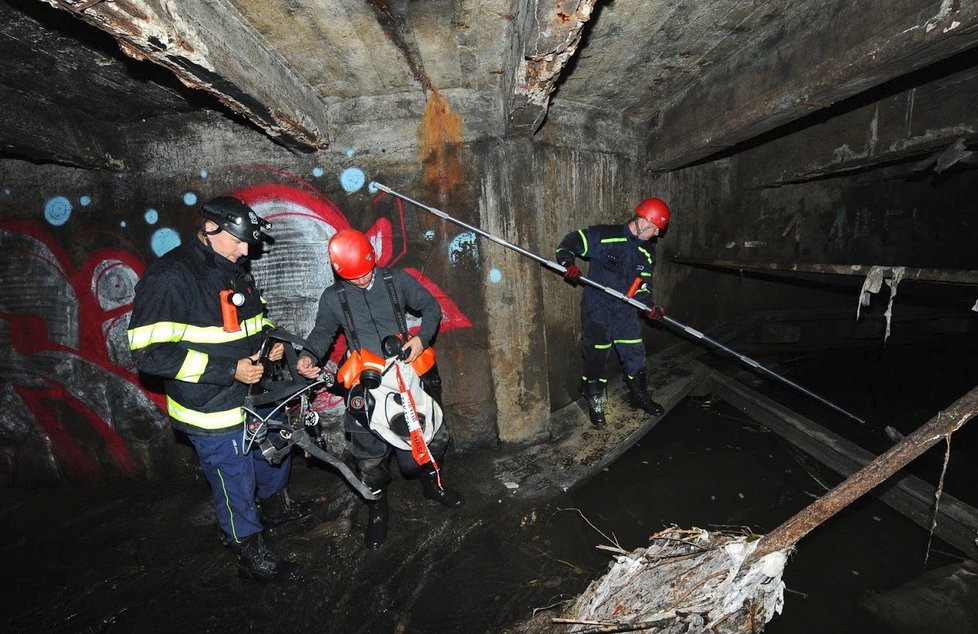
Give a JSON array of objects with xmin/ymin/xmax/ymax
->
[
  {"xmin": 340, "ymin": 167, "xmax": 366, "ymax": 193},
  {"xmin": 183, "ymin": 192, "xmax": 198, "ymax": 206},
  {"xmin": 44, "ymin": 196, "xmax": 72, "ymax": 226},
  {"xmin": 144, "ymin": 209, "xmax": 159, "ymax": 225},
  {"xmin": 151, "ymin": 228, "xmax": 181, "ymax": 257},
  {"xmin": 448, "ymin": 231, "xmax": 478, "ymax": 265}
]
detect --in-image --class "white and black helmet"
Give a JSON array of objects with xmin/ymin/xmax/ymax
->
[{"xmin": 200, "ymin": 196, "xmax": 271, "ymax": 244}]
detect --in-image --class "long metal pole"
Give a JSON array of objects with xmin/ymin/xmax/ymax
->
[{"xmin": 371, "ymin": 182, "xmax": 865, "ymax": 425}]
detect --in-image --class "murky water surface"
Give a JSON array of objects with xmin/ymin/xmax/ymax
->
[{"xmin": 2, "ymin": 335, "xmax": 976, "ymax": 633}]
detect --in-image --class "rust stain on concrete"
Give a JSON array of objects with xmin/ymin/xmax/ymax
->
[{"xmin": 418, "ymin": 90, "xmax": 465, "ymax": 200}]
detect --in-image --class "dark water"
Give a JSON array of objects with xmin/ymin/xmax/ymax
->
[
  {"xmin": 559, "ymin": 333, "xmax": 978, "ymax": 633},
  {"xmin": 415, "ymin": 333, "xmax": 978, "ymax": 632},
  {"xmin": 2, "ymin": 334, "xmax": 975, "ymax": 633}
]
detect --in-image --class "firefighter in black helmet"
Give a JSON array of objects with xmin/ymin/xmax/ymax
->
[
  {"xmin": 555, "ymin": 198, "xmax": 671, "ymax": 428},
  {"xmin": 128, "ymin": 195, "xmax": 308, "ymax": 583}
]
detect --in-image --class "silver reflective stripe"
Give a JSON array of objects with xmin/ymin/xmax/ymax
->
[
  {"xmin": 175, "ymin": 349, "xmax": 208, "ymax": 382},
  {"xmin": 128, "ymin": 314, "xmax": 267, "ymax": 349},
  {"xmin": 167, "ymin": 397, "xmax": 244, "ymax": 428}
]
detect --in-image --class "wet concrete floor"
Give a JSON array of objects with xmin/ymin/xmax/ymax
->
[{"xmin": 2, "ymin": 334, "xmax": 976, "ymax": 633}]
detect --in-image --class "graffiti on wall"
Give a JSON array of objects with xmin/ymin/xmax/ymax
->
[
  {"xmin": 0, "ymin": 219, "xmax": 167, "ymax": 484},
  {"xmin": 0, "ymin": 165, "xmax": 472, "ymax": 483},
  {"xmin": 238, "ymin": 180, "xmax": 473, "ymax": 411}
]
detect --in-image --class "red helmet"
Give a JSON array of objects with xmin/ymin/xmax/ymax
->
[
  {"xmin": 635, "ymin": 198, "xmax": 670, "ymax": 230},
  {"xmin": 328, "ymin": 229, "xmax": 376, "ymax": 279}
]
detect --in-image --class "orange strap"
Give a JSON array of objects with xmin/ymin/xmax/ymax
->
[{"xmin": 625, "ymin": 276, "xmax": 643, "ymax": 298}]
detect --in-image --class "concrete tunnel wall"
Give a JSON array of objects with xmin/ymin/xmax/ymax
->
[
  {"xmin": 4, "ymin": 86, "xmax": 978, "ymax": 484},
  {"xmin": 0, "ymin": 108, "xmax": 654, "ymax": 484}
]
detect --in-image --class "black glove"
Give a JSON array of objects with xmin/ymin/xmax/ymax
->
[
  {"xmin": 647, "ymin": 305, "xmax": 665, "ymax": 321},
  {"xmin": 562, "ymin": 263, "xmax": 582, "ymax": 283}
]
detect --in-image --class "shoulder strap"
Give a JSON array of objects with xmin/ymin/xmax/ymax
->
[
  {"xmin": 382, "ymin": 269, "xmax": 410, "ymax": 339},
  {"xmin": 335, "ymin": 285, "xmax": 361, "ymax": 351}
]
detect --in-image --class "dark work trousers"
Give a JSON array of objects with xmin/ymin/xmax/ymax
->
[
  {"xmin": 189, "ymin": 432, "xmax": 291, "ymax": 544},
  {"xmin": 347, "ymin": 420, "xmax": 451, "ymax": 491},
  {"xmin": 581, "ymin": 316, "xmax": 647, "ymax": 382}
]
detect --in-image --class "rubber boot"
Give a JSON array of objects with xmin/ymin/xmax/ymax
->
[
  {"xmin": 364, "ymin": 491, "xmax": 389, "ymax": 550},
  {"xmin": 625, "ymin": 369, "xmax": 665, "ymax": 417},
  {"xmin": 233, "ymin": 532, "xmax": 302, "ymax": 583},
  {"xmin": 420, "ymin": 466, "xmax": 464, "ymax": 509},
  {"xmin": 582, "ymin": 380, "xmax": 607, "ymax": 428},
  {"xmin": 259, "ymin": 488, "xmax": 312, "ymax": 529}
]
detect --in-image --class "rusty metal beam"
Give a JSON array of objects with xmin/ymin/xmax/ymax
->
[
  {"xmin": 37, "ymin": 0, "xmax": 330, "ymax": 152},
  {"xmin": 505, "ymin": 0, "xmax": 597, "ymax": 135},
  {"xmin": 673, "ymin": 257, "xmax": 978, "ymax": 286}
]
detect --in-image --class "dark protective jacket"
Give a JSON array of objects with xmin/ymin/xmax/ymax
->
[
  {"xmin": 555, "ymin": 223, "xmax": 656, "ymax": 322},
  {"xmin": 127, "ymin": 238, "xmax": 273, "ymax": 436},
  {"xmin": 303, "ymin": 267, "xmax": 441, "ymax": 362}
]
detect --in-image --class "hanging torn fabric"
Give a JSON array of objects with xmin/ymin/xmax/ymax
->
[{"xmin": 857, "ymin": 265, "xmax": 906, "ymax": 342}]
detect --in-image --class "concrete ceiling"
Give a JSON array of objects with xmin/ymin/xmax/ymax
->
[{"xmin": 3, "ymin": 0, "xmax": 978, "ymax": 172}]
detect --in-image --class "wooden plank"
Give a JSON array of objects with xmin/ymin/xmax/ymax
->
[
  {"xmin": 648, "ymin": 1, "xmax": 978, "ymax": 171},
  {"xmin": 707, "ymin": 370, "xmax": 978, "ymax": 560},
  {"xmin": 37, "ymin": 0, "xmax": 330, "ymax": 152}
]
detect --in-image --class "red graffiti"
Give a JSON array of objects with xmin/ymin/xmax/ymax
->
[
  {"xmin": 2, "ymin": 173, "xmax": 474, "ymax": 480},
  {"xmin": 235, "ymin": 182, "xmax": 472, "ymax": 413},
  {"xmin": 1, "ymin": 220, "xmax": 161, "ymax": 482}
]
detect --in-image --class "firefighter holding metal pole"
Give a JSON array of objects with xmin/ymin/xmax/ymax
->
[
  {"xmin": 554, "ymin": 198, "xmax": 672, "ymax": 428},
  {"xmin": 370, "ymin": 182, "xmax": 865, "ymax": 425}
]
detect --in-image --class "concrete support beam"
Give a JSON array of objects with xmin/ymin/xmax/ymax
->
[
  {"xmin": 0, "ymin": 86, "xmax": 124, "ymax": 170},
  {"xmin": 673, "ymin": 258, "xmax": 978, "ymax": 286},
  {"xmin": 37, "ymin": 0, "xmax": 331, "ymax": 152},
  {"xmin": 648, "ymin": 1, "xmax": 978, "ymax": 171},
  {"xmin": 506, "ymin": 0, "xmax": 597, "ymax": 135},
  {"xmin": 745, "ymin": 65, "xmax": 978, "ymax": 187}
]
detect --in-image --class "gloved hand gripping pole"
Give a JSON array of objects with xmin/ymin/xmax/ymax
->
[{"xmin": 370, "ymin": 181, "xmax": 865, "ymax": 425}]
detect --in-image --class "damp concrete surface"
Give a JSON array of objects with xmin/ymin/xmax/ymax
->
[{"xmin": 2, "ymin": 336, "xmax": 977, "ymax": 633}]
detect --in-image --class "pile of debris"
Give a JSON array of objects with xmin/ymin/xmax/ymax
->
[{"xmin": 557, "ymin": 527, "xmax": 786, "ymax": 632}]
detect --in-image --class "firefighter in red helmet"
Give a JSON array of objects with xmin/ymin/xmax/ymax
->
[
  {"xmin": 297, "ymin": 229, "xmax": 462, "ymax": 550},
  {"xmin": 555, "ymin": 198, "xmax": 671, "ymax": 428}
]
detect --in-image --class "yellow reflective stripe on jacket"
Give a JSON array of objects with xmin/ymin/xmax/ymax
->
[
  {"xmin": 128, "ymin": 314, "xmax": 268, "ymax": 349},
  {"xmin": 577, "ymin": 229, "xmax": 589, "ymax": 256},
  {"xmin": 175, "ymin": 349, "xmax": 208, "ymax": 383},
  {"xmin": 614, "ymin": 338, "xmax": 643, "ymax": 345},
  {"xmin": 166, "ymin": 396, "xmax": 244, "ymax": 429},
  {"xmin": 600, "ymin": 237, "xmax": 627, "ymax": 243}
]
